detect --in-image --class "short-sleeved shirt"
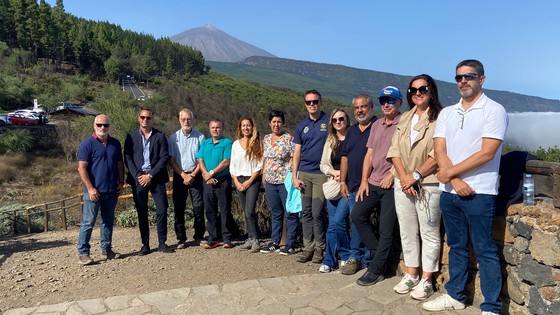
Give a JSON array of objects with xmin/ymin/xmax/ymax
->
[
  {"xmin": 168, "ymin": 128, "xmax": 205, "ymax": 172},
  {"xmin": 341, "ymin": 119, "xmax": 376, "ymax": 192},
  {"xmin": 263, "ymin": 133, "xmax": 293, "ymax": 184},
  {"xmin": 366, "ymin": 114, "xmax": 401, "ymax": 186},
  {"xmin": 293, "ymin": 112, "xmax": 330, "ymax": 174},
  {"xmin": 433, "ymin": 93, "xmax": 508, "ymax": 195},
  {"xmin": 78, "ymin": 135, "xmax": 123, "ymax": 194},
  {"xmin": 195, "ymin": 137, "xmax": 233, "ymax": 178}
]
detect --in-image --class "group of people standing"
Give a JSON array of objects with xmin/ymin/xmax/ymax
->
[{"xmin": 76, "ymin": 59, "xmax": 507, "ymax": 314}]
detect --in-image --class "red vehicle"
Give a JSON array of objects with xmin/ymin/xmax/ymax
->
[{"xmin": 8, "ymin": 114, "xmax": 37, "ymax": 126}]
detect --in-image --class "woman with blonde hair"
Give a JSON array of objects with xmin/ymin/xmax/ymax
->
[
  {"xmin": 230, "ymin": 117, "xmax": 263, "ymax": 252},
  {"xmin": 319, "ymin": 108, "xmax": 351, "ymax": 272}
]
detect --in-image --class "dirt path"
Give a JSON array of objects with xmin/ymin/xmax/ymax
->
[{"xmin": 0, "ymin": 227, "xmax": 318, "ymax": 312}]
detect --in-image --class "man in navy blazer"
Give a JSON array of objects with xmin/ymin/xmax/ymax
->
[{"xmin": 124, "ymin": 108, "xmax": 173, "ymax": 255}]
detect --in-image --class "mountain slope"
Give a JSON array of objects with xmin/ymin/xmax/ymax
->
[
  {"xmin": 209, "ymin": 57, "xmax": 560, "ymax": 112},
  {"xmin": 171, "ymin": 24, "xmax": 276, "ymax": 62}
]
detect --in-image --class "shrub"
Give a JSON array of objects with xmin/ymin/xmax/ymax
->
[{"xmin": 0, "ymin": 129, "xmax": 33, "ymax": 154}]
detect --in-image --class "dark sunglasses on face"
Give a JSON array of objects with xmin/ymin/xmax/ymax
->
[
  {"xmin": 305, "ymin": 99, "xmax": 320, "ymax": 105},
  {"xmin": 140, "ymin": 116, "xmax": 152, "ymax": 120},
  {"xmin": 332, "ymin": 117, "xmax": 345, "ymax": 124},
  {"xmin": 408, "ymin": 85, "xmax": 430, "ymax": 95},
  {"xmin": 379, "ymin": 97, "xmax": 397, "ymax": 105},
  {"xmin": 454, "ymin": 73, "xmax": 480, "ymax": 83},
  {"xmin": 95, "ymin": 123, "xmax": 110, "ymax": 128}
]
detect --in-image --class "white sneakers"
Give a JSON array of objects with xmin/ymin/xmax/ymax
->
[
  {"xmin": 422, "ymin": 294, "xmax": 466, "ymax": 311},
  {"xmin": 393, "ymin": 274, "xmax": 433, "ymax": 300},
  {"xmin": 393, "ymin": 273, "xmax": 419, "ymax": 294},
  {"xmin": 410, "ymin": 278, "xmax": 434, "ymax": 300},
  {"xmin": 319, "ymin": 265, "xmax": 332, "ymax": 273}
]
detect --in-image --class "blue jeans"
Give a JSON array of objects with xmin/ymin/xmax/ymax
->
[
  {"xmin": 265, "ymin": 183, "xmax": 300, "ymax": 248},
  {"xmin": 78, "ymin": 192, "xmax": 118, "ymax": 256},
  {"xmin": 440, "ymin": 192, "xmax": 502, "ymax": 314},
  {"xmin": 323, "ymin": 197, "xmax": 351, "ymax": 268},
  {"xmin": 347, "ymin": 191, "xmax": 371, "ymax": 266}
]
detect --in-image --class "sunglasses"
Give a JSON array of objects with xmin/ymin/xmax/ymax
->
[
  {"xmin": 305, "ymin": 99, "xmax": 320, "ymax": 105},
  {"xmin": 140, "ymin": 116, "xmax": 152, "ymax": 120},
  {"xmin": 454, "ymin": 73, "xmax": 480, "ymax": 83},
  {"xmin": 95, "ymin": 123, "xmax": 110, "ymax": 128},
  {"xmin": 332, "ymin": 117, "xmax": 345, "ymax": 124},
  {"xmin": 379, "ymin": 97, "xmax": 397, "ymax": 105},
  {"xmin": 408, "ymin": 85, "xmax": 430, "ymax": 95}
]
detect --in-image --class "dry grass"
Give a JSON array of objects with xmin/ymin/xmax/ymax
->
[{"xmin": 0, "ymin": 153, "xmax": 29, "ymax": 183}]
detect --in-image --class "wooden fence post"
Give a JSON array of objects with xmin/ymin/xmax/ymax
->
[
  {"xmin": 553, "ymin": 164, "xmax": 560, "ymax": 208},
  {"xmin": 44, "ymin": 204, "xmax": 48, "ymax": 232},
  {"xmin": 26, "ymin": 207, "xmax": 31, "ymax": 233},
  {"xmin": 62, "ymin": 199, "xmax": 67, "ymax": 230}
]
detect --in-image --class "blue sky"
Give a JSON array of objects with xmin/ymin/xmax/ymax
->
[{"xmin": 49, "ymin": 0, "xmax": 560, "ymax": 100}]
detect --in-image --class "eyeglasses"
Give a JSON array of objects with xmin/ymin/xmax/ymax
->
[
  {"xmin": 408, "ymin": 86, "xmax": 430, "ymax": 95},
  {"xmin": 454, "ymin": 73, "xmax": 480, "ymax": 83},
  {"xmin": 95, "ymin": 123, "xmax": 110, "ymax": 128},
  {"xmin": 332, "ymin": 117, "xmax": 345, "ymax": 124},
  {"xmin": 379, "ymin": 97, "xmax": 397, "ymax": 105},
  {"xmin": 140, "ymin": 116, "xmax": 152, "ymax": 120},
  {"xmin": 305, "ymin": 99, "xmax": 320, "ymax": 105}
]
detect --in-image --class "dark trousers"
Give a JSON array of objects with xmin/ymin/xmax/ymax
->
[
  {"xmin": 350, "ymin": 184, "xmax": 397, "ymax": 275},
  {"xmin": 172, "ymin": 172, "xmax": 205, "ymax": 242},
  {"xmin": 236, "ymin": 175, "xmax": 261, "ymax": 239},
  {"xmin": 203, "ymin": 176, "xmax": 233, "ymax": 243},
  {"xmin": 132, "ymin": 182, "xmax": 169, "ymax": 247}
]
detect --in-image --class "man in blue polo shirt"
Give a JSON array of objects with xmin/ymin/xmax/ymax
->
[
  {"xmin": 77, "ymin": 114, "xmax": 124, "ymax": 265},
  {"xmin": 339, "ymin": 94, "xmax": 377, "ymax": 275},
  {"xmin": 196, "ymin": 119, "xmax": 234, "ymax": 249},
  {"xmin": 292, "ymin": 89, "xmax": 330, "ymax": 263}
]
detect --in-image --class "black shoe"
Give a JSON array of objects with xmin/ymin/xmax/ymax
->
[
  {"xmin": 139, "ymin": 245, "xmax": 150, "ymax": 256},
  {"xmin": 101, "ymin": 249, "xmax": 121, "ymax": 260},
  {"xmin": 356, "ymin": 271, "xmax": 384, "ymax": 286},
  {"xmin": 158, "ymin": 244, "xmax": 175, "ymax": 253}
]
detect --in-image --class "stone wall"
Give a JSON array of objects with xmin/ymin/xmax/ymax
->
[{"xmin": 433, "ymin": 200, "xmax": 560, "ymax": 315}]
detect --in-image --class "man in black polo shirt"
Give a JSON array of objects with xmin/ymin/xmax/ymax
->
[{"xmin": 339, "ymin": 94, "xmax": 377, "ymax": 274}]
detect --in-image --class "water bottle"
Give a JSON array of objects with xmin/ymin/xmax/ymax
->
[{"xmin": 523, "ymin": 174, "xmax": 535, "ymax": 206}]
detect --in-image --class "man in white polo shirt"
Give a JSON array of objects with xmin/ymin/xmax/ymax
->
[{"xmin": 423, "ymin": 59, "xmax": 508, "ymax": 315}]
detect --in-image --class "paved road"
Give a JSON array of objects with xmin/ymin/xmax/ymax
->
[
  {"xmin": 5, "ymin": 272, "xmax": 482, "ymax": 315},
  {"xmin": 121, "ymin": 77, "xmax": 145, "ymax": 100}
]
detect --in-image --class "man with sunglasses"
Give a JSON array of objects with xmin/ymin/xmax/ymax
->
[
  {"xmin": 423, "ymin": 60, "xmax": 507, "ymax": 315},
  {"xmin": 292, "ymin": 89, "xmax": 330, "ymax": 263},
  {"xmin": 77, "ymin": 114, "xmax": 124, "ymax": 265},
  {"xmin": 124, "ymin": 108, "xmax": 173, "ymax": 255},
  {"xmin": 350, "ymin": 86, "xmax": 402, "ymax": 286}
]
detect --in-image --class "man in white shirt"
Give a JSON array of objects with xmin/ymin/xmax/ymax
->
[
  {"xmin": 423, "ymin": 59, "xmax": 508, "ymax": 315},
  {"xmin": 168, "ymin": 109, "xmax": 206, "ymax": 248}
]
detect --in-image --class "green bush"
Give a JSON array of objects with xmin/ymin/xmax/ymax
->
[
  {"xmin": 0, "ymin": 129, "xmax": 33, "ymax": 154},
  {"xmin": 531, "ymin": 146, "xmax": 560, "ymax": 162}
]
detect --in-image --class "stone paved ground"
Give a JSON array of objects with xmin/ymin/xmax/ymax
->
[{"xmin": 5, "ymin": 272, "xmax": 484, "ymax": 315}]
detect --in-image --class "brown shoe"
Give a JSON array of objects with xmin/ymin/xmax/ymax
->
[
  {"xmin": 296, "ymin": 250, "xmax": 314, "ymax": 263},
  {"xmin": 79, "ymin": 255, "xmax": 94, "ymax": 265},
  {"xmin": 311, "ymin": 249, "xmax": 323, "ymax": 264},
  {"xmin": 100, "ymin": 249, "xmax": 121, "ymax": 260},
  {"xmin": 340, "ymin": 259, "xmax": 362, "ymax": 275}
]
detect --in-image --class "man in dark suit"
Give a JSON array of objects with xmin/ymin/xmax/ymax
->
[{"xmin": 124, "ymin": 108, "xmax": 173, "ymax": 255}]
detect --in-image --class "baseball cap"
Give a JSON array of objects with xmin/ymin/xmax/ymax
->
[{"xmin": 378, "ymin": 86, "xmax": 403, "ymax": 100}]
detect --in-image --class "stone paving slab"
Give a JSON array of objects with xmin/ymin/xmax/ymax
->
[{"xmin": 5, "ymin": 273, "xmax": 485, "ymax": 315}]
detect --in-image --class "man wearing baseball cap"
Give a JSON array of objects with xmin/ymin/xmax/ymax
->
[{"xmin": 350, "ymin": 86, "xmax": 403, "ymax": 286}]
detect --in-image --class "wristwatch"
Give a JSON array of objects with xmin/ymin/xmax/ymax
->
[
  {"xmin": 412, "ymin": 170, "xmax": 423, "ymax": 182},
  {"xmin": 209, "ymin": 169, "xmax": 214, "ymax": 175}
]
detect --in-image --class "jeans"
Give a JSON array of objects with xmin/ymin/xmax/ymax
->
[
  {"xmin": 323, "ymin": 197, "xmax": 351, "ymax": 268},
  {"xmin": 265, "ymin": 183, "xmax": 287, "ymax": 244},
  {"xmin": 203, "ymin": 176, "xmax": 233, "ymax": 243},
  {"xmin": 172, "ymin": 173, "xmax": 205, "ymax": 242},
  {"xmin": 350, "ymin": 184, "xmax": 397, "ymax": 275},
  {"xmin": 236, "ymin": 175, "xmax": 261, "ymax": 239},
  {"xmin": 440, "ymin": 192, "xmax": 502, "ymax": 313},
  {"xmin": 132, "ymin": 182, "xmax": 169, "ymax": 247},
  {"xmin": 78, "ymin": 192, "xmax": 118, "ymax": 256},
  {"xmin": 298, "ymin": 171, "xmax": 327, "ymax": 252},
  {"xmin": 347, "ymin": 191, "xmax": 371, "ymax": 266}
]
